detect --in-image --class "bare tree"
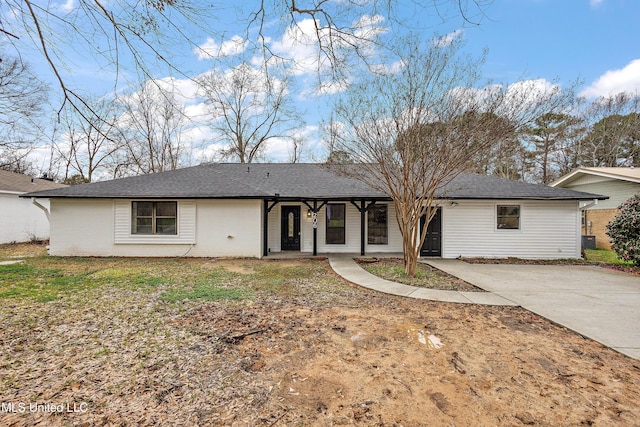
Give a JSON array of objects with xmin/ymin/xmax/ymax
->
[
  {"xmin": 53, "ymin": 97, "xmax": 123, "ymax": 183},
  {"xmin": 330, "ymin": 35, "xmax": 570, "ymax": 276},
  {"xmin": 197, "ymin": 63, "xmax": 301, "ymax": 163},
  {"xmin": 114, "ymin": 80, "xmax": 189, "ymax": 175},
  {"xmin": 0, "ymin": 53, "xmax": 49, "ymax": 170},
  {"xmin": 1, "ymin": 0, "xmax": 491, "ymax": 118}
]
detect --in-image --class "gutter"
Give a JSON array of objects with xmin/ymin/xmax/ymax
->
[
  {"xmin": 579, "ymin": 199, "xmax": 598, "ymax": 211},
  {"xmin": 31, "ymin": 197, "xmax": 50, "ymax": 221}
]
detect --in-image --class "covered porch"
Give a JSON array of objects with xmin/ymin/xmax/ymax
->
[{"xmin": 262, "ymin": 196, "xmax": 396, "ymax": 257}]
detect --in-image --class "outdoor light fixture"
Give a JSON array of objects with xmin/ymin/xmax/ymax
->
[{"xmin": 307, "ymin": 209, "xmax": 312, "ymax": 218}]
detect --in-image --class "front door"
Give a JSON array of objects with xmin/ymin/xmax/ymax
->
[
  {"xmin": 420, "ymin": 207, "xmax": 442, "ymax": 257},
  {"xmin": 281, "ymin": 206, "xmax": 301, "ymax": 251}
]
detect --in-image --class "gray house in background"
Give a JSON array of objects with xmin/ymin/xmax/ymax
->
[
  {"xmin": 24, "ymin": 163, "xmax": 604, "ymax": 259},
  {"xmin": 552, "ymin": 167, "xmax": 640, "ymax": 249}
]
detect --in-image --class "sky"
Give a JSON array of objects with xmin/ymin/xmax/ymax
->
[{"xmin": 4, "ymin": 0, "xmax": 640, "ymax": 172}]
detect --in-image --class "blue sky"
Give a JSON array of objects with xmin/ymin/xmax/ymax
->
[{"xmin": 5, "ymin": 0, "xmax": 640, "ymax": 168}]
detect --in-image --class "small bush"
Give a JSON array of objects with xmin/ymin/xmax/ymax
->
[{"xmin": 606, "ymin": 194, "xmax": 640, "ymax": 265}]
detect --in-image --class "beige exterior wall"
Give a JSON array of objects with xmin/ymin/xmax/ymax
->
[{"xmin": 583, "ymin": 208, "xmax": 617, "ymax": 249}]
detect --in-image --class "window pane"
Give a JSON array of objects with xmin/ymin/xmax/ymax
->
[
  {"xmin": 133, "ymin": 201, "xmax": 153, "ymax": 217},
  {"xmin": 497, "ymin": 205, "xmax": 520, "ymax": 229},
  {"xmin": 156, "ymin": 218, "xmax": 177, "ymax": 235},
  {"xmin": 326, "ymin": 204, "xmax": 346, "ymax": 244},
  {"xmin": 368, "ymin": 204, "xmax": 388, "ymax": 245},
  {"xmin": 156, "ymin": 202, "xmax": 177, "ymax": 217},
  {"xmin": 288, "ymin": 212, "xmax": 294, "ymax": 238},
  {"xmin": 134, "ymin": 218, "xmax": 153, "ymax": 234}
]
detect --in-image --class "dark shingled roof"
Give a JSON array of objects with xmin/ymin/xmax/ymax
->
[{"xmin": 22, "ymin": 163, "xmax": 607, "ymax": 201}]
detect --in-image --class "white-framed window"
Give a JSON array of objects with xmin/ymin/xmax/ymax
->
[
  {"xmin": 497, "ymin": 205, "xmax": 520, "ymax": 230},
  {"xmin": 131, "ymin": 201, "xmax": 177, "ymax": 235},
  {"xmin": 367, "ymin": 204, "xmax": 388, "ymax": 245}
]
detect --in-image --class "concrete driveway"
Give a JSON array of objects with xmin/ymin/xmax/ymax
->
[{"xmin": 425, "ymin": 260, "xmax": 640, "ymax": 360}]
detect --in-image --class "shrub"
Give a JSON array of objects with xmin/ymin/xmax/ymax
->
[{"xmin": 606, "ymin": 194, "xmax": 640, "ymax": 265}]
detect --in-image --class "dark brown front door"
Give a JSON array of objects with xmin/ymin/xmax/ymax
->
[
  {"xmin": 420, "ymin": 207, "xmax": 442, "ymax": 257},
  {"xmin": 281, "ymin": 206, "xmax": 301, "ymax": 251}
]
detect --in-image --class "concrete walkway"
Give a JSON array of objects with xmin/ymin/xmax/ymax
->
[
  {"xmin": 328, "ymin": 256, "xmax": 516, "ymax": 306},
  {"xmin": 328, "ymin": 256, "xmax": 640, "ymax": 360}
]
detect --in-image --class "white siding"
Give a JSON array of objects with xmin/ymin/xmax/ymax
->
[
  {"xmin": 49, "ymin": 199, "xmax": 262, "ymax": 258},
  {"xmin": 114, "ymin": 200, "xmax": 196, "ymax": 245},
  {"xmin": 442, "ymin": 200, "xmax": 581, "ymax": 259},
  {"xmin": 565, "ymin": 179, "xmax": 640, "ymax": 210},
  {"xmin": 0, "ymin": 193, "xmax": 52, "ymax": 243}
]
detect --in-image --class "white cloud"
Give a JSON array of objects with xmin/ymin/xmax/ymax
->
[
  {"xmin": 195, "ymin": 35, "xmax": 248, "ymax": 60},
  {"xmin": 269, "ymin": 18, "xmax": 330, "ymax": 76},
  {"xmin": 58, "ymin": 0, "xmax": 76, "ymax": 13},
  {"xmin": 432, "ymin": 30, "xmax": 463, "ymax": 48},
  {"xmin": 579, "ymin": 59, "xmax": 640, "ymax": 98},
  {"xmin": 590, "ymin": 0, "xmax": 604, "ymax": 8}
]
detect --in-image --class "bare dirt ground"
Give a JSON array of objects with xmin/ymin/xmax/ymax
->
[{"xmin": 1, "ymin": 243, "xmax": 640, "ymax": 426}]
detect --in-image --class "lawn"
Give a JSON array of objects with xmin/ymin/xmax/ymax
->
[
  {"xmin": 356, "ymin": 257, "xmax": 482, "ymax": 291},
  {"xmin": 584, "ymin": 248, "xmax": 632, "ymax": 265},
  {"xmin": 1, "ymin": 242, "xmax": 640, "ymax": 426}
]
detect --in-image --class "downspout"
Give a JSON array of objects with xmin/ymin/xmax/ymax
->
[
  {"xmin": 579, "ymin": 199, "xmax": 598, "ymax": 211},
  {"xmin": 31, "ymin": 197, "xmax": 50, "ymax": 221},
  {"xmin": 580, "ymin": 199, "xmax": 598, "ymax": 236}
]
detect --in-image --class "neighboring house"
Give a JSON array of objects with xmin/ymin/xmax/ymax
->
[
  {"xmin": 0, "ymin": 170, "xmax": 67, "ymax": 244},
  {"xmin": 551, "ymin": 167, "xmax": 640, "ymax": 250},
  {"xmin": 23, "ymin": 163, "xmax": 605, "ymax": 259}
]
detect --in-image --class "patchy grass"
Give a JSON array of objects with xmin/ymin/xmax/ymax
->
[
  {"xmin": 2, "ymin": 243, "xmax": 640, "ymax": 426},
  {"xmin": 584, "ymin": 248, "xmax": 632, "ymax": 265},
  {"xmin": 357, "ymin": 257, "xmax": 482, "ymax": 291},
  {"xmin": 160, "ymin": 267, "xmax": 251, "ymax": 302}
]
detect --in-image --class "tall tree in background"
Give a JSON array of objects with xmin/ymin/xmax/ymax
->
[
  {"xmin": 578, "ymin": 93, "xmax": 640, "ymax": 167},
  {"xmin": 521, "ymin": 112, "xmax": 582, "ymax": 184},
  {"xmin": 114, "ymin": 80, "xmax": 189, "ymax": 176},
  {"xmin": 53, "ymin": 97, "xmax": 123, "ymax": 183},
  {"xmin": 462, "ymin": 112, "xmax": 523, "ymax": 180},
  {"xmin": 197, "ymin": 64, "xmax": 301, "ymax": 163},
  {"xmin": 330, "ymin": 35, "xmax": 571, "ymax": 276},
  {"xmin": 0, "ymin": 53, "xmax": 48, "ymax": 171}
]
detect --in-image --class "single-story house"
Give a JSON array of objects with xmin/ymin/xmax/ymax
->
[
  {"xmin": 0, "ymin": 170, "xmax": 67, "ymax": 244},
  {"xmin": 23, "ymin": 163, "xmax": 606, "ymax": 259},
  {"xmin": 551, "ymin": 167, "xmax": 640, "ymax": 249}
]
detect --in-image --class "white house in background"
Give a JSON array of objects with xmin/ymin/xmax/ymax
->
[
  {"xmin": 0, "ymin": 170, "xmax": 66, "ymax": 244},
  {"xmin": 23, "ymin": 163, "xmax": 606, "ymax": 259},
  {"xmin": 551, "ymin": 167, "xmax": 640, "ymax": 249}
]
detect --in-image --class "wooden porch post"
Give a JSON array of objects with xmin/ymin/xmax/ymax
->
[{"xmin": 360, "ymin": 200, "xmax": 366, "ymax": 256}]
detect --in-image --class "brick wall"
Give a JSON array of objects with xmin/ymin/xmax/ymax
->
[{"xmin": 583, "ymin": 208, "xmax": 618, "ymax": 249}]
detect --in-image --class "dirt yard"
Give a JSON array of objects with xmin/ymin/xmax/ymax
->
[{"xmin": 1, "ymin": 243, "xmax": 640, "ymax": 426}]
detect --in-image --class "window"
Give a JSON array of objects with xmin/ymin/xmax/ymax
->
[
  {"xmin": 368, "ymin": 204, "xmax": 388, "ymax": 245},
  {"xmin": 326, "ymin": 204, "xmax": 345, "ymax": 244},
  {"xmin": 497, "ymin": 205, "xmax": 520, "ymax": 230},
  {"xmin": 132, "ymin": 201, "xmax": 177, "ymax": 235}
]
